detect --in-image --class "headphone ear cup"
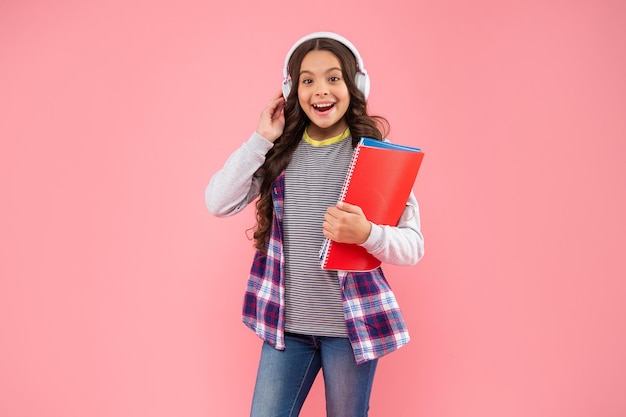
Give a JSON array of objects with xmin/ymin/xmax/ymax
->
[
  {"xmin": 282, "ymin": 80, "xmax": 292, "ymax": 99},
  {"xmin": 355, "ymin": 72, "xmax": 370, "ymax": 100}
]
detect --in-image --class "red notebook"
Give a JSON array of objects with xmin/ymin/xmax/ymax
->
[{"xmin": 320, "ymin": 138, "xmax": 424, "ymax": 271}]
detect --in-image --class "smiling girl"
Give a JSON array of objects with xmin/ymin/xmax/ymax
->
[{"xmin": 206, "ymin": 32, "xmax": 424, "ymax": 417}]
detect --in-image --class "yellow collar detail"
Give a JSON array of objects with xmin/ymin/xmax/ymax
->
[{"xmin": 303, "ymin": 127, "xmax": 351, "ymax": 147}]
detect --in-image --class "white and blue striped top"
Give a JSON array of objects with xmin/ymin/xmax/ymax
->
[{"xmin": 283, "ymin": 129, "xmax": 354, "ymax": 337}]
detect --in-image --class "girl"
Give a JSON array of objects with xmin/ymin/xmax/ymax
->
[{"xmin": 206, "ymin": 32, "xmax": 424, "ymax": 417}]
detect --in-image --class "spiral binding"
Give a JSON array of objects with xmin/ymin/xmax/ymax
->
[
  {"xmin": 320, "ymin": 138, "xmax": 365, "ymax": 269},
  {"xmin": 337, "ymin": 138, "xmax": 364, "ymax": 203}
]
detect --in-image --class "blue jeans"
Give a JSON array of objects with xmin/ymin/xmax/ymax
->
[{"xmin": 250, "ymin": 332, "xmax": 378, "ymax": 417}]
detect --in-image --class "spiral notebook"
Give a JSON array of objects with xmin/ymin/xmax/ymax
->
[{"xmin": 320, "ymin": 138, "xmax": 424, "ymax": 271}]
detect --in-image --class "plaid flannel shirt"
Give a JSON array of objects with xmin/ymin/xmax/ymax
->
[{"xmin": 241, "ymin": 172, "xmax": 410, "ymax": 364}]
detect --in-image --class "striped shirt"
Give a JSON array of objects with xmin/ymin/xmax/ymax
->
[
  {"xmin": 205, "ymin": 130, "xmax": 425, "ymax": 364},
  {"xmin": 283, "ymin": 132, "xmax": 353, "ymax": 337},
  {"xmin": 242, "ymin": 170, "xmax": 411, "ymax": 364}
]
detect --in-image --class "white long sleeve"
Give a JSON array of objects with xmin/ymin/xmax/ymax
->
[
  {"xmin": 360, "ymin": 192, "xmax": 425, "ymax": 265},
  {"xmin": 205, "ymin": 132, "xmax": 274, "ymax": 217}
]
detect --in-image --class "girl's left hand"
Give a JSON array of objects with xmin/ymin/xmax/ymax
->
[{"xmin": 323, "ymin": 202, "xmax": 372, "ymax": 244}]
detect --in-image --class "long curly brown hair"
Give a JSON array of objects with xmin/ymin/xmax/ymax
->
[{"xmin": 252, "ymin": 36, "xmax": 390, "ymax": 251}]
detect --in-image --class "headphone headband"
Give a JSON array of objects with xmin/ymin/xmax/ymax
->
[
  {"xmin": 282, "ymin": 31, "xmax": 367, "ymax": 79},
  {"xmin": 281, "ymin": 31, "xmax": 370, "ymax": 100}
]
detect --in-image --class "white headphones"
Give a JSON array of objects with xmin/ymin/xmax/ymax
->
[{"xmin": 281, "ymin": 31, "xmax": 370, "ymax": 100}]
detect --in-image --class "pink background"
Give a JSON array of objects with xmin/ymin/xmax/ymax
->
[{"xmin": 1, "ymin": 1, "xmax": 625, "ymax": 416}]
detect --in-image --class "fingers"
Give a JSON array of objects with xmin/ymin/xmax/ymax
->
[
  {"xmin": 336, "ymin": 201, "xmax": 364, "ymax": 216},
  {"xmin": 323, "ymin": 203, "xmax": 370, "ymax": 244},
  {"xmin": 271, "ymin": 96, "xmax": 285, "ymax": 120},
  {"xmin": 256, "ymin": 91, "xmax": 286, "ymax": 142},
  {"xmin": 325, "ymin": 205, "xmax": 340, "ymax": 220},
  {"xmin": 264, "ymin": 91, "xmax": 285, "ymax": 117},
  {"xmin": 325, "ymin": 203, "xmax": 364, "ymax": 222}
]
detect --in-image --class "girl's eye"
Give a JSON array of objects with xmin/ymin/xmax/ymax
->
[
  {"xmin": 329, "ymin": 76, "xmax": 340, "ymax": 82},
  {"xmin": 302, "ymin": 79, "xmax": 312, "ymax": 84}
]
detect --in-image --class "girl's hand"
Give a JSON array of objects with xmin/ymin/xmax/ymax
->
[
  {"xmin": 256, "ymin": 91, "xmax": 285, "ymax": 143},
  {"xmin": 323, "ymin": 202, "xmax": 372, "ymax": 244}
]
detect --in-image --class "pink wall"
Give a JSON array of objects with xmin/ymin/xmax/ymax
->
[{"xmin": 1, "ymin": 1, "xmax": 625, "ymax": 416}]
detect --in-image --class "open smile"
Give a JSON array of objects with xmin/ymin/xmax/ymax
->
[{"xmin": 312, "ymin": 102, "xmax": 335, "ymax": 114}]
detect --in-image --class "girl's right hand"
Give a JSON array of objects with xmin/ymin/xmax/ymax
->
[{"xmin": 255, "ymin": 91, "xmax": 286, "ymax": 143}]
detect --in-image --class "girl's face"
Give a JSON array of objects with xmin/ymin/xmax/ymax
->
[{"xmin": 297, "ymin": 50, "xmax": 350, "ymax": 141}]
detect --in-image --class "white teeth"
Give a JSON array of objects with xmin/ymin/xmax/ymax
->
[{"xmin": 314, "ymin": 103, "xmax": 333, "ymax": 109}]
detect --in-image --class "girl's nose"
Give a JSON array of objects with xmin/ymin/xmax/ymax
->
[{"xmin": 315, "ymin": 82, "xmax": 329, "ymax": 95}]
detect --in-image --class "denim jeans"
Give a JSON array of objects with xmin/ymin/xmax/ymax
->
[{"xmin": 250, "ymin": 332, "xmax": 378, "ymax": 417}]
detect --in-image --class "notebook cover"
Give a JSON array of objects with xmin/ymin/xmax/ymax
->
[{"xmin": 321, "ymin": 139, "xmax": 424, "ymax": 271}]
